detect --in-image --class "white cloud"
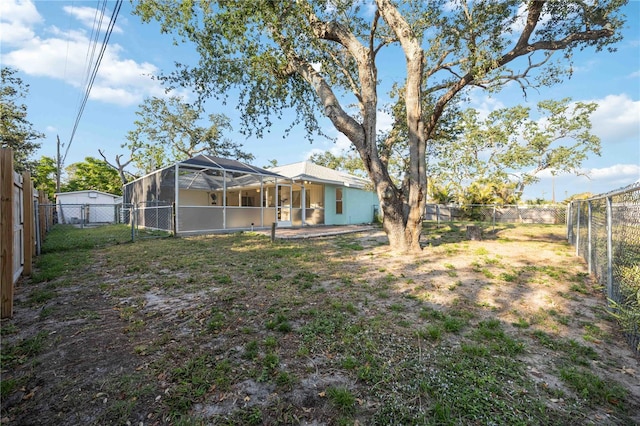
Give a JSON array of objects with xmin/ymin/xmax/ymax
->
[
  {"xmin": 377, "ymin": 109, "xmax": 393, "ymax": 133},
  {"xmin": 0, "ymin": 0, "xmax": 42, "ymax": 45},
  {"xmin": 465, "ymin": 94, "xmax": 506, "ymax": 119},
  {"xmin": 1, "ymin": 0, "xmax": 165, "ymax": 107},
  {"xmin": 588, "ymin": 94, "xmax": 640, "ymax": 143},
  {"xmin": 582, "ymin": 164, "xmax": 640, "ymax": 180},
  {"xmin": 63, "ymin": 5, "xmax": 123, "ymax": 34},
  {"xmin": 304, "ymin": 147, "xmax": 326, "ymax": 159}
]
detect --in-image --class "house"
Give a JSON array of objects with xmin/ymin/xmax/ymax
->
[
  {"xmin": 123, "ymin": 155, "xmax": 295, "ymax": 234},
  {"xmin": 54, "ymin": 190, "xmax": 122, "ymax": 225},
  {"xmin": 121, "ymin": 155, "xmax": 380, "ymax": 235},
  {"xmin": 270, "ymin": 161, "xmax": 379, "ymax": 226}
]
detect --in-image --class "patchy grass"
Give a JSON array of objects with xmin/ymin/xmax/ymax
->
[{"xmin": 1, "ymin": 224, "xmax": 638, "ymax": 425}]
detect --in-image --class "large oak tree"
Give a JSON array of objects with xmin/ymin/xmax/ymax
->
[{"xmin": 135, "ymin": 0, "xmax": 626, "ymax": 252}]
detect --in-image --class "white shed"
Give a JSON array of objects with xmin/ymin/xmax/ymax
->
[{"xmin": 55, "ymin": 190, "xmax": 121, "ymax": 224}]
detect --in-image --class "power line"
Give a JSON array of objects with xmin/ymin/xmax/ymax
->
[{"xmin": 63, "ymin": 0, "xmax": 123, "ymax": 165}]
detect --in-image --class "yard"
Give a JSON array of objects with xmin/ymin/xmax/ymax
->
[{"xmin": 1, "ymin": 223, "xmax": 639, "ymax": 425}]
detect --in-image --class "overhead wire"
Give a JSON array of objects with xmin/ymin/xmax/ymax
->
[{"xmin": 63, "ymin": 0, "xmax": 123, "ymax": 165}]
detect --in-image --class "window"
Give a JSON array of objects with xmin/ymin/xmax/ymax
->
[{"xmin": 336, "ymin": 188, "xmax": 343, "ymax": 214}]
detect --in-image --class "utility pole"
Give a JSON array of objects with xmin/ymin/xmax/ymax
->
[{"xmin": 56, "ymin": 135, "xmax": 62, "ymax": 193}]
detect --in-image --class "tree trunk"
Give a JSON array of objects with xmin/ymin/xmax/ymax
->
[{"xmin": 376, "ymin": 0, "xmax": 426, "ymax": 253}]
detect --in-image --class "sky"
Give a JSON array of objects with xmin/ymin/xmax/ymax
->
[{"xmin": 1, "ymin": 0, "xmax": 639, "ymax": 202}]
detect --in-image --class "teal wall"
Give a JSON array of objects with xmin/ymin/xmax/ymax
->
[{"xmin": 324, "ymin": 185, "xmax": 379, "ymax": 225}]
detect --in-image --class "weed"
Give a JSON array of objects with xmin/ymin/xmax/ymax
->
[
  {"xmin": 0, "ymin": 378, "xmax": 18, "ymax": 399},
  {"xmin": 300, "ymin": 311, "xmax": 345, "ymax": 342},
  {"xmin": 472, "ymin": 319, "xmax": 525, "ymax": 355},
  {"xmin": 207, "ymin": 308, "xmax": 226, "ymax": 333},
  {"xmin": 27, "ymin": 289, "xmax": 56, "ymax": 305},
  {"xmin": 532, "ymin": 330, "xmax": 598, "ymax": 365},
  {"xmin": 443, "ymin": 315, "xmax": 467, "ymax": 333},
  {"xmin": 275, "ymin": 371, "xmax": 295, "ymax": 389},
  {"xmin": 500, "ymin": 272, "xmax": 518, "ymax": 282},
  {"xmin": 481, "ymin": 268, "xmax": 496, "ymax": 279},
  {"xmin": 419, "ymin": 307, "xmax": 445, "ymax": 321},
  {"xmin": 264, "ymin": 336, "xmax": 278, "ymax": 349},
  {"xmin": 165, "ymin": 355, "xmax": 232, "ymax": 416},
  {"xmin": 258, "ymin": 352, "xmax": 280, "ymax": 382},
  {"xmin": 475, "ymin": 247, "xmax": 489, "ymax": 256},
  {"xmin": 341, "ymin": 356, "xmax": 358, "ymax": 370},
  {"xmin": 448, "ymin": 280, "xmax": 462, "ymax": 291},
  {"xmin": 417, "ymin": 324, "xmax": 442, "ymax": 341},
  {"xmin": 266, "ymin": 313, "xmax": 292, "ymax": 333},
  {"xmin": 1, "ymin": 331, "xmax": 47, "ymax": 368},
  {"xmin": 388, "ymin": 303, "xmax": 404, "ymax": 312},
  {"xmin": 570, "ymin": 282, "xmax": 589, "ymax": 294},
  {"xmin": 244, "ymin": 340, "xmax": 259, "ymax": 360},
  {"xmin": 559, "ymin": 366, "xmax": 627, "ymax": 407},
  {"xmin": 582, "ymin": 323, "xmax": 606, "ymax": 343},
  {"xmin": 512, "ymin": 317, "xmax": 530, "ymax": 328},
  {"xmin": 326, "ymin": 386, "xmax": 356, "ymax": 414},
  {"xmin": 0, "ymin": 323, "xmax": 18, "ymax": 336}
]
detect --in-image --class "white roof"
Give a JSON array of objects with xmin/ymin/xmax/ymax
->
[
  {"xmin": 271, "ymin": 161, "xmax": 371, "ymax": 190},
  {"xmin": 55, "ymin": 190, "xmax": 120, "ymax": 198}
]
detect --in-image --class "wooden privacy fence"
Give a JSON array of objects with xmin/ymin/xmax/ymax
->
[{"xmin": 1, "ymin": 148, "xmax": 53, "ymax": 318}]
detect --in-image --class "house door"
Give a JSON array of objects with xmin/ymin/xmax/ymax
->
[{"xmin": 277, "ymin": 184, "xmax": 292, "ymax": 227}]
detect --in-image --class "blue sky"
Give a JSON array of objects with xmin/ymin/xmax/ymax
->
[{"xmin": 1, "ymin": 0, "xmax": 639, "ymax": 201}]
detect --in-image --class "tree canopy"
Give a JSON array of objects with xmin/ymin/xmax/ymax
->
[
  {"xmin": 134, "ymin": 0, "xmax": 627, "ymax": 252},
  {"xmin": 32, "ymin": 156, "xmax": 58, "ymax": 200},
  {"xmin": 0, "ymin": 67, "xmax": 44, "ymax": 173},
  {"xmin": 63, "ymin": 157, "xmax": 123, "ymax": 196},
  {"xmin": 123, "ymin": 96, "xmax": 254, "ymax": 175},
  {"xmin": 428, "ymin": 98, "xmax": 600, "ymax": 203}
]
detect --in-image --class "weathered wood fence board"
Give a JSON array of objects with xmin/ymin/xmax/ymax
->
[
  {"xmin": 1, "ymin": 148, "xmax": 42, "ymax": 318},
  {"xmin": 1, "ymin": 148, "xmax": 16, "ymax": 318}
]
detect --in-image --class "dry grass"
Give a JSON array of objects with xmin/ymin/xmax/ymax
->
[{"xmin": 1, "ymin": 223, "xmax": 639, "ymax": 425}]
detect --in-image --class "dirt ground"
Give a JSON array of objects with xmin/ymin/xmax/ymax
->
[{"xmin": 1, "ymin": 224, "xmax": 639, "ymax": 425}]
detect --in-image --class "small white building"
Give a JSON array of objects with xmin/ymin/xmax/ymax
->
[{"xmin": 55, "ymin": 190, "xmax": 121, "ymax": 225}]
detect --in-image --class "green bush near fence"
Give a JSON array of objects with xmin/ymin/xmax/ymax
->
[{"xmin": 610, "ymin": 263, "xmax": 640, "ymax": 351}]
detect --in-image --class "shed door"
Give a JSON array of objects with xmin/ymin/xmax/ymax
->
[{"xmin": 276, "ymin": 184, "xmax": 292, "ymax": 227}]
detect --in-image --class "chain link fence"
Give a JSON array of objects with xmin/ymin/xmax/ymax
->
[
  {"xmin": 424, "ymin": 204, "xmax": 566, "ymax": 225},
  {"xmin": 567, "ymin": 182, "xmax": 640, "ymax": 354},
  {"xmin": 37, "ymin": 202, "xmax": 174, "ymax": 253}
]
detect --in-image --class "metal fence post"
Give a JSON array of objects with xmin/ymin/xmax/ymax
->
[
  {"xmin": 606, "ymin": 196, "xmax": 613, "ymax": 299},
  {"xmin": 587, "ymin": 201, "xmax": 592, "ymax": 274},
  {"xmin": 492, "ymin": 204, "xmax": 496, "ymax": 232},
  {"xmin": 131, "ymin": 204, "xmax": 136, "ymax": 242},
  {"xmin": 566, "ymin": 203, "xmax": 572, "ymax": 241},
  {"xmin": 575, "ymin": 201, "xmax": 581, "ymax": 257}
]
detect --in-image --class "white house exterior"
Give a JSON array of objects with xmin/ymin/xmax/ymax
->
[{"xmin": 55, "ymin": 190, "xmax": 121, "ymax": 224}]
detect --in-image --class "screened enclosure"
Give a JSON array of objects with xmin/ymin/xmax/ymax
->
[{"xmin": 123, "ymin": 155, "xmax": 325, "ymax": 234}]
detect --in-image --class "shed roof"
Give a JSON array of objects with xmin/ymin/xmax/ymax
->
[
  {"xmin": 271, "ymin": 161, "xmax": 371, "ymax": 190},
  {"xmin": 55, "ymin": 190, "xmax": 120, "ymax": 199}
]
